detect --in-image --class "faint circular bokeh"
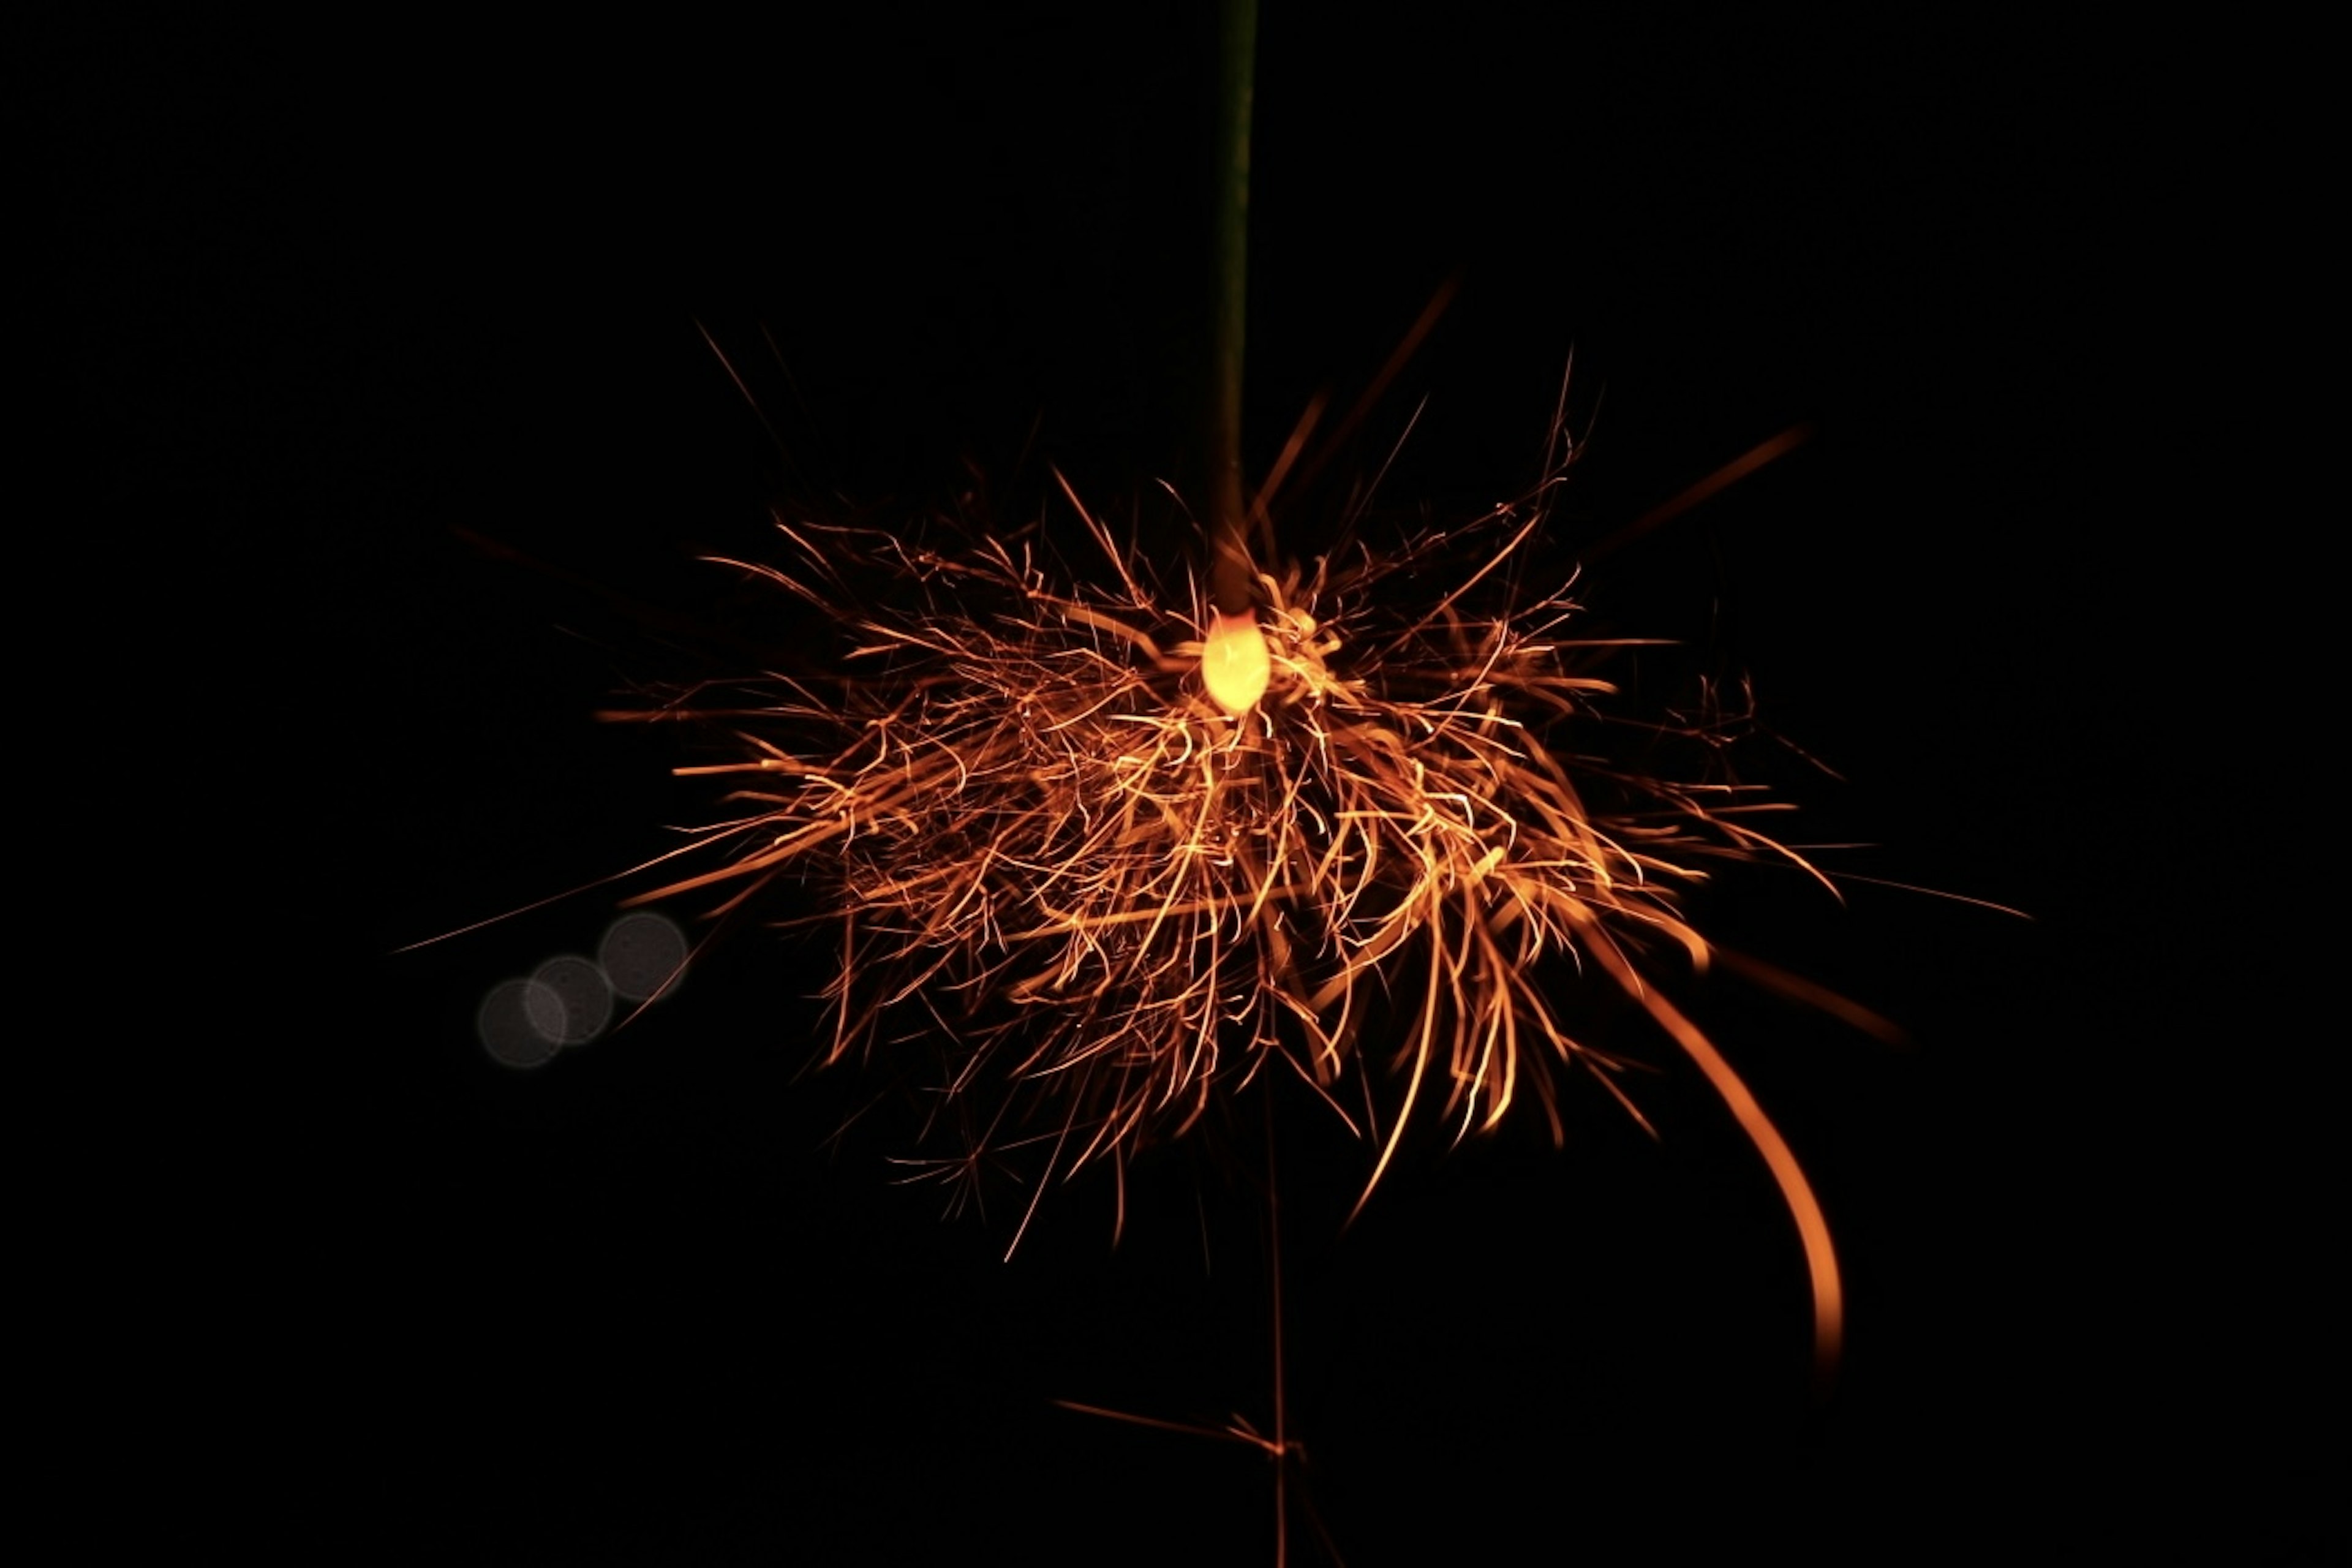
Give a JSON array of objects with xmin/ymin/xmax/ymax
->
[
  {"xmin": 477, "ymin": 978, "xmax": 564, "ymax": 1069},
  {"xmin": 598, "ymin": 911, "xmax": 690, "ymax": 1002},
  {"xmin": 531, "ymin": 955, "xmax": 612, "ymax": 1046}
]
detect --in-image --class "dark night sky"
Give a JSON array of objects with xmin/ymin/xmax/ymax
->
[{"xmin": 51, "ymin": 7, "xmax": 2321, "ymax": 1563}]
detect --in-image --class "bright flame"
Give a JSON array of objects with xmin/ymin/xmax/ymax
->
[{"xmin": 1202, "ymin": 611, "xmax": 1271, "ymax": 714}]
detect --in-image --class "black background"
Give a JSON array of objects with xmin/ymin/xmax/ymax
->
[{"xmin": 53, "ymin": 7, "xmax": 2320, "ymax": 1562}]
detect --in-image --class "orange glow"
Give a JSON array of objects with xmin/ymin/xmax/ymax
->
[{"xmin": 1201, "ymin": 609, "xmax": 1272, "ymax": 714}]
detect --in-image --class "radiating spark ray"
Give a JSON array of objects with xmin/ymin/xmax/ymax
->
[
  {"xmin": 1052, "ymin": 1400, "xmax": 1276, "ymax": 1452},
  {"xmin": 1284, "ymin": 272, "xmax": 1461, "ymax": 510},
  {"xmin": 1583, "ymin": 421, "xmax": 1819, "ymax": 565},
  {"xmin": 1711, "ymin": 947, "xmax": 1907, "ymax": 1046}
]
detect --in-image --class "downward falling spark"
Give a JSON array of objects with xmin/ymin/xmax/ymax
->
[{"xmin": 610, "ymin": 459, "xmax": 1843, "ymax": 1371}]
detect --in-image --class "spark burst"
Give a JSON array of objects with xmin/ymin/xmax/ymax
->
[{"xmin": 609, "ymin": 439, "xmax": 1844, "ymax": 1366}]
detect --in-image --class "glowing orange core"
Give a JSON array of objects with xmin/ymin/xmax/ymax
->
[{"xmin": 1201, "ymin": 611, "xmax": 1271, "ymax": 714}]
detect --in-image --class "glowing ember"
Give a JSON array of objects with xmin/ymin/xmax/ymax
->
[{"xmin": 1201, "ymin": 609, "xmax": 1272, "ymax": 715}]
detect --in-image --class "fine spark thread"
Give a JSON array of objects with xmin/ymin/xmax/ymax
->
[{"xmin": 608, "ymin": 464, "xmax": 1842, "ymax": 1363}]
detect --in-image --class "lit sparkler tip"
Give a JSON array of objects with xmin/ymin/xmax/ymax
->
[
  {"xmin": 1201, "ymin": 609, "xmax": 1272, "ymax": 714},
  {"xmin": 615, "ymin": 470, "xmax": 1849, "ymax": 1379}
]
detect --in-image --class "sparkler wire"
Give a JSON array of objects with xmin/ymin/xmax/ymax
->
[{"xmin": 1208, "ymin": 0, "xmax": 1259, "ymax": 619}]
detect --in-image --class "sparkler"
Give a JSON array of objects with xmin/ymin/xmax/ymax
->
[
  {"xmin": 399, "ymin": 13, "xmax": 1899, "ymax": 1562},
  {"xmin": 602, "ymin": 431, "xmax": 1844, "ymax": 1372}
]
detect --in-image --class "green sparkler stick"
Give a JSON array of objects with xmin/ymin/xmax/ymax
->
[{"xmin": 1207, "ymin": 0, "xmax": 1257, "ymax": 619}]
